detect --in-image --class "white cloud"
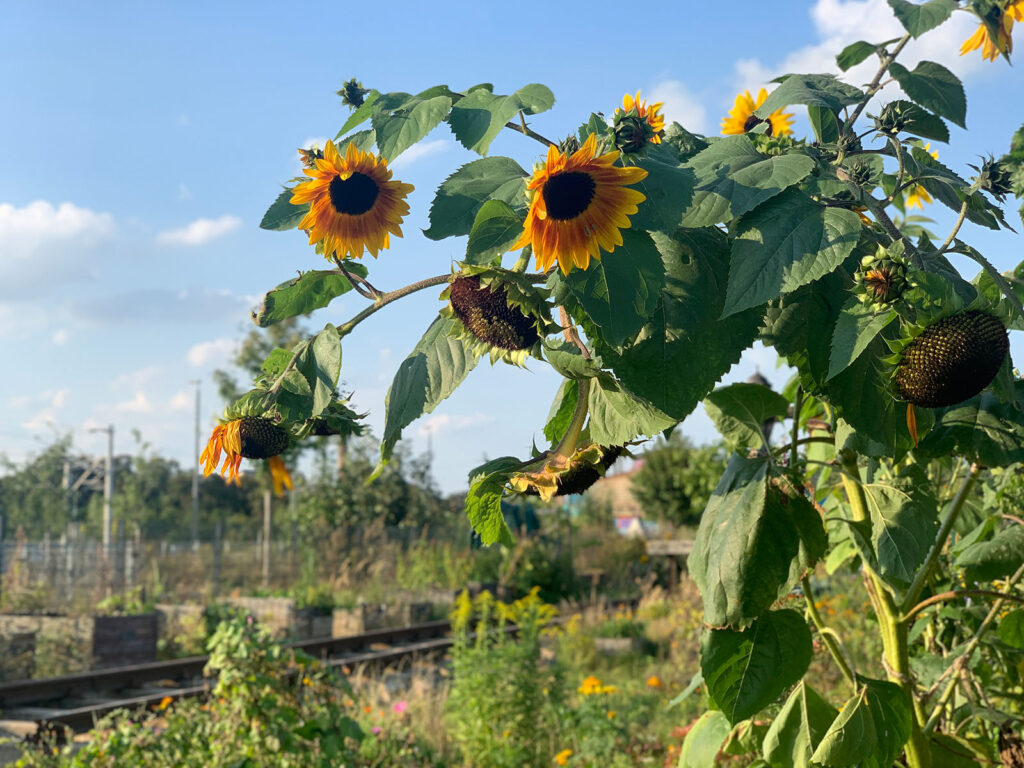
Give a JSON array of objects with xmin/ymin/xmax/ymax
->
[
  {"xmin": 156, "ymin": 215, "xmax": 242, "ymax": 247},
  {"xmin": 301, "ymin": 136, "xmax": 328, "ymax": 151},
  {"xmin": 169, "ymin": 390, "xmax": 192, "ymax": 411},
  {"xmin": 113, "ymin": 365, "xmax": 162, "ymax": 391},
  {"xmin": 187, "ymin": 337, "xmax": 237, "ymax": 367},
  {"xmin": 0, "ymin": 200, "xmax": 115, "ymax": 299},
  {"xmin": 112, "ymin": 392, "xmax": 152, "ymax": 414},
  {"xmin": 390, "ymin": 139, "xmax": 453, "ymax": 171},
  {"xmin": 51, "ymin": 329, "xmax": 69, "ymax": 346},
  {"xmin": 418, "ymin": 412, "xmax": 494, "ymax": 437},
  {"xmin": 647, "ymin": 80, "xmax": 709, "ymax": 134},
  {"xmin": 75, "ymin": 287, "xmax": 250, "ymax": 326},
  {"xmin": 733, "ymin": 0, "xmax": 981, "ymax": 99},
  {"xmin": 20, "ymin": 388, "xmax": 70, "ymax": 431}
]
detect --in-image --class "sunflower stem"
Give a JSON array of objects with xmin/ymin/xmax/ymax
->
[
  {"xmin": 558, "ymin": 306, "xmax": 592, "ymax": 360},
  {"xmin": 338, "ymin": 274, "xmax": 452, "ymax": 337},
  {"xmin": 790, "ymin": 386, "xmax": 802, "ymax": 468},
  {"xmin": 887, "ymin": 136, "xmax": 905, "ymax": 205},
  {"xmin": 264, "ymin": 339, "xmax": 312, "ymax": 402},
  {"xmin": 948, "ymin": 245, "xmax": 1024, "ymax": 323},
  {"xmin": 802, "ymin": 574, "xmax": 858, "ymax": 693},
  {"xmin": 843, "ymin": 34, "xmax": 912, "ymax": 133},
  {"xmin": 935, "ymin": 200, "xmax": 970, "ymax": 255},
  {"xmin": 863, "ymin": 195, "xmax": 922, "ymax": 266},
  {"xmin": 506, "ymin": 112, "xmax": 556, "ymax": 147},
  {"xmin": 552, "ymin": 378, "xmax": 590, "ymax": 460},
  {"xmin": 902, "ymin": 589, "xmax": 1024, "ymax": 624}
]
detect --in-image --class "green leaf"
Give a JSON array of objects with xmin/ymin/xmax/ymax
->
[
  {"xmin": 861, "ymin": 469, "xmax": 939, "ymax": 590},
  {"xmin": 681, "ymin": 137, "xmax": 815, "ymax": 227},
  {"xmin": 762, "ymin": 682, "xmax": 839, "ymax": 768},
  {"xmin": 334, "ymin": 90, "xmax": 381, "ymax": 139},
  {"xmin": 448, "ymin": 83, "xmax": 554, "ymax": 156},
  {"xmin": 827, "ymin": 301, "xmax": 898, "ymax": 380},
  {"xmin": 810, "ymin": 677, "xmax": 912, "ymax": 768},
  {"xmin": 917, "ymin": 381, "xmax": 1024, "ymax": 467},
  {"xmin": 678, "ymin": 711, "xmax": 731, "ymax": 768},
  {"xmin": 724, "ymin": 190, "xmax": 862, "ymax": 316},
  {"xmin": 689, "ymin": 455, "xmax": 827, "ymax": 627},
  {"xmin": 252, "ymin": 265, "xmax": 369, "ymax": 327},
  {"xmin": 424, "ymin": 157, "xmax": 528, "ymax": 241},
  {"xmin": 466, "ymin": 457, "xmax": 520, "ymax": 547},
  {"xmin": 371, "ymin": 94, "xmax": 452, "ymax": 161},
  {"xmin": 543, "ymin": 342, "xmax": 600, "ymax": 380},
  {"xmin": 464, "ymin": 199, "xmax": 524, "ymax": 265},
  {"xmin": 629, "ymin": 142, "xmax": 697, "ymax": 231},
  {"xmin": 887, "ymin": 0, "xmax": 957, "ymax": 39},
  {"xmin": 586, "ymin": 373, "xmax": 675, "ymax": 445},
  {"xmin": 888, "ymin": 61, "xmax": 966, "ymax": 128},
  {"xmin": 808, "ymin": 105, "xmax": 841, "ymax": 144},
  {"xmin": 929, "ymin": 733, "xmax": 997, "ymax": 768},
  {"xmin": 543, "ymin": 380, "xmax": 578, "ymax": 446},
  {"xmin": 557, "ymin": 229, "xmax": 665, "ymax": 348},
  {"xmin": 701, "ymin": 609, "xmax": 812, "ymax": 724},
  {"xmin": 704, "ymin": 382, "xmax": 790, "ymax": 452},
  {"xmin": 260, "ymin": 188, "xmax": 309, "ymax": 232},
  {"xmin": 335, "ymin": 129, "xmax": 376, "ymax": 154},
  {"xmin": 599, "ymin": 228, "xmax": 762, "ymax": 420},
  {"xmin": 376, "ymin": 316, "xmax": 480, "ymax": 471},
  {"xmin": 836, "ymin": 41, "xmax": 878, "ymax": 71},
  {"xmin": 954, "ymin": 520, "xmax": 1024, "ymax": 581},
  {"xmin": 997, "ymin": 610, "xmax": 1024, "ymax": 649},
  {"xmin": 756, "ymin": 75, "xmax": 864, "ymax": 117},
  {"xmin": 884, "ymin": 99, "xmax": 950, "ymax": 143},
  {"xmin": 296, "ymin": 324, "xmax": 341, "ymax": 417}
]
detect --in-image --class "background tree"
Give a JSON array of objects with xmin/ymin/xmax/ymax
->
[{"xmin": 629, "ymin": 433, "xmax": 726, "ymax": 528}]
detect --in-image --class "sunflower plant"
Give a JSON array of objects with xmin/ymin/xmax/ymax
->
[{"xmin": 206, "ymin": 2, "xmax": 1024, "ymax": 765}]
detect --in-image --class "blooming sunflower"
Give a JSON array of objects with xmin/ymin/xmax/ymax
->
[
  {"xmin": 721, "ymin": 88, "xmax": 794, "ymax": 137},
  {"xmin": 905, "ymin": 144, "xmax": 939, "ymax": 209},
  {"xmin": 616, "ymin": 91, "xmax": 665, "ymax": 143},
  {"xmin": 511, "ymin": 134, "xmax": 648, "ymax": 274},
  {"xmin": 960, "ymin": 1, "xmax": 1024, "ymax": 61},
  {"xmin": 200, "ymin": 416, "xmax": 293, "ymax": 495},
  {"xmin": 290, "ymin": 139, "xmax": 414, "ymax": 260}
]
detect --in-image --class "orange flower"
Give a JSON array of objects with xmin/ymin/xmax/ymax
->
[{"xmin": 646, "ymin": 675, "xmax": 663, "ymax": 688}]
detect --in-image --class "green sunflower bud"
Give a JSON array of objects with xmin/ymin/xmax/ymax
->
[
  {"xmin": 613, "ymin": 113, "xmax": 656, "ymax": 155},
  {"xmin": 854, "ymin": 247, "xmax": 910, "ymax": 305},
  {"xmin": 448, "ymin": 276, "xmax": 541, "ymax": 352},
  {"xmin": 971, "ymin": 156, "xmax": 1015, "ymax": 202},
  {"xmin": 894, "ymin": 311, "xmax": 1009, "ymax": 408},
  {"xmin": 558, "ymin": 134, "xmax": 581, "ymax": 156},
  {"xmin": 337, "ymin": 78, "xmax": 369, "ymax": 109},
  {"xmin": 237, "ymin": 416, "xmax": 290, "ymax": 459},
  {"xmin": 875, "ymin": 102, "xmax": 912, "ymax": 136}
]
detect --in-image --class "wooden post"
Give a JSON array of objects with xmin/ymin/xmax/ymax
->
[
  {"xmin": 213, "ymin": 518, "xmax": 223, "ymax": 598},
  {"xmin": 262, "ymin": 490, "xmax": 272, "ymax": 588}
]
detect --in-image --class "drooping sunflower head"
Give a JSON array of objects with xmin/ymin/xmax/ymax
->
[
  {"xmin": 200, "ymin": 415, "xmax": 293, "ymax": 495},
  {"xmin": 441, "ymin": 265, "xmax": 557, "ymax": 365},
  {"xmin": 721, "ymin": 88, "xmax": 794, "ymax": 138},
  {"xmin": 510, "ymin": 444, "xmax": 624, "ymax": 501},
  {"xmin": 510, "ymin": 133, "xmax": 648, "ymax": 275},
  {"xmin": 893, "ymin": 310, "xmax": 1010, "ymax": 408},
  {"xmin": 960, "ymin": 1, "xmax": 1023, "ymax": 61},
  {"xmin": 613, "ymin": 91, "xmax": 665, "ymax": 153},
  {"xmin": 290, "ymin": 140, "xmax": 414, "ymax": 260}
]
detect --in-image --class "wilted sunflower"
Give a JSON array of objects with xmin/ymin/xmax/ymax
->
[
  {"xmin": 291, "ymin": 140, "xmax": 414, "ymax": 260},
  {"xmin": 961, "ymin": 1, "xmax": 1024, "ymax": 61},
  {"xmin": 721, "ymin": 88, "xmax": 794, "ymax": 137},
  {"xmin": 511, "ymin": 133, "xmax": 648, "ymax": 275},
  {"xmin": 200, "ymin": 416, "xmax": 293, "ymax": 495}
]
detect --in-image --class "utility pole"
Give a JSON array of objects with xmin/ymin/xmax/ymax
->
[
  {"xmin": 262, "ymin": 490, "xmax": 272, "ymax": 588},
  {"xmin": 190, "ymin": 379, "xmax": 201, "ymax": 552},
  {"xmin": 89, "ymin": 425, "xmax": 114, "ymax": 556}
]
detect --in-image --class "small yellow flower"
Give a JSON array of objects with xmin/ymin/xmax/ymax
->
[
  {"xmin": 905, "ymin": 144, "xmax": 939, "ymax": 210},
  {"xmin": 578, "ymin": 675, "xmax": 603, "ymax": 695},
  {"xmin": 721, "ymin": 88, "xmax": 794, "ymax": 137},
  {"xmin": 607, "ymin": 710, "xmax": 617, "ymax": 719},
  {"xmin": 555, "ymin": 748, "xmax": 573, "ymax": 765},
  {"xmin": 646, "ymin": 675, "xmax": 663, "ymax": 688},
  {"xmin": 302, "ymin": 676, "xmax": 312, "ymax": 686},
  {"xmin": 158, "ymin": 695, "xmax": 173, "ymax": 711},
  {"xmin": 960, "ymin": 2, "xmax": 1024, "ymax": 61}
]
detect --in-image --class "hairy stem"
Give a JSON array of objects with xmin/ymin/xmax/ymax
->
[
  {"xmin": 790, "ymin": 386, "xmax": 803, "ymax": 467},
  {"xmin": 265, "ymin": 338, "xmax": 312, "ymax": 401},
  {"xmin": 901, "ymin": 463, "xmax": 981, "ymax": 615},
  {"xmin": 338, "ymin": 274, "xmax": 452, "ymax": 337},
  {"xmin": 802, "ymin": 575, "xmax": 858, "ymax": 692},
  {"xmin": 935, "ymin": 200, "xmax": 970, "ymax": 255},
  {"xmin": 844, "ymin": 34, "xmax": 912, "ymax": 132},
  {"xmin": 552, "ymin": 378, "xmax": 591, "ymax": 460},
  {"xmin": 903, "ymin": 589, "xmax": 1024, "ymax": 623}
]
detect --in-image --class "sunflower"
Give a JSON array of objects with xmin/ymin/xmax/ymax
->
[
  {"xmin": 290, "ymin": 139, "xmax": 414, "ymax": 260},
  {"xmin": 721, "ymin": 88, "xmax": 794, "ymax": 137},
  {"xmin": 616, "ymin": 91, "xmax": 665, "ymax": 143},
  {"xmin": 510, "ymin": 134, "xmax": 648, "ymax": 274},
  {"xmin": 905, "ymin": 143, "xmax": 939, "ymax": 209},
  {"xmin": 200, "ymin": 416, "xmax": 294, "ymax": 496},
  {"xmin": 960, "ymin": 1, "xmax": 1024, "ymax": 61}
]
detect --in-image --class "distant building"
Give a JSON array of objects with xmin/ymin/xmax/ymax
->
[{"xmin": 587, "ymin": 460, "xmax": 658, "ymax": 538}]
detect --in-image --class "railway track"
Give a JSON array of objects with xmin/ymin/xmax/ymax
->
[{"xmin": 0, "ymin": 600, "xmax": 634, "ymax": 734}]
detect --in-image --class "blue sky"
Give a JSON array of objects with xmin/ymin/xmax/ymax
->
[{"xmin": 1, "ymin": 0, "xmax": 1021, "ymax": 492}]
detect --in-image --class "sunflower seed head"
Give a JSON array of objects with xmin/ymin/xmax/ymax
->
[
  {"xmin": 895, "ymin": 311, "xmax": 1009, "ymax": 408},
  {"xmin": 517, "ymin": 445, "xmax": 624, "ymax": 498},
  {"xmin": 237, "ymin": 416, "xmax": 290, "ymax": 459},
  {"xmin": 448, "ymin": 276, "xmax": 541, "ymax": 352}
]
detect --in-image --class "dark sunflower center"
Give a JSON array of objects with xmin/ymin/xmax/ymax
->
[
  {"xmin": 328, "ymin": 172, "xmax": 379, "ymax": 215},
  {"xmin": 542, "ymin": 171, "xmax": 596, "ymax": 221},
  {"xmin": 743, "ymin": 114, "xmax": 773, "ymax": 137}
]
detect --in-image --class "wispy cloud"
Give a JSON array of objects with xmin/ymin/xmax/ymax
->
[
  {"xmin": 647, "ymin": 80, "xmax": 709, "ymax": 135},
  {"xmin": 390, "ymin": 139, "xmax": 452, "ymax": 171},
  {"xmin": 187, "ymin": 337, "xmax": 237, "ymax": 367},
  {"xmin": 156, "ymin": 215, "xmax": 242, "ymax": 247},
  {"xmin": 74, "ymin": 287, "xmax": 250, "ymax": 325},
  {"xmin": 418, "ymin": 412, "xmax": 494, "ymax": 437}
]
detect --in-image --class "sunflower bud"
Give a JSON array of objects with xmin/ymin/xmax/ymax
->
[
  {"xmin": 972, "ymin": 156, "xmax": 1014, "ymax": 201},
  {"xmin": 448, "ymin": 276, "xmax": 541, "ymax": 352},
  {"xmin": 875, "ymin": 102, "xmax": 912, "ymax": 136},
  {"xmin": 613, "ymin": 113, "xmax": 656, "ymax": 155},
  {"xmin": 298, "ymin": 146, "xmax": 324, "ymax": 168},
  {"xmin": 854, "ymin": 248, "xmax": 909, "ymax": 305},
  {"xmin": 894, "ymin": 311, "xmax": 1009, "ymax": 408},
  {"xmin": 337, "ymin": 78, "xmax": 369, "ymax": 109},
  {"xmin": 558, "ymin": 134, "xmax": 581, "ymax": 156}
]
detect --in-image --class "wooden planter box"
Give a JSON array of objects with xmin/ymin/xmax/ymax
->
[
  {"xmin": 0, "ymin": 613, "xmax": 157, "ymax": 673},
  {"xmin": 0, "ymin": 631, "xmax": 35, "ymax": 680}
]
